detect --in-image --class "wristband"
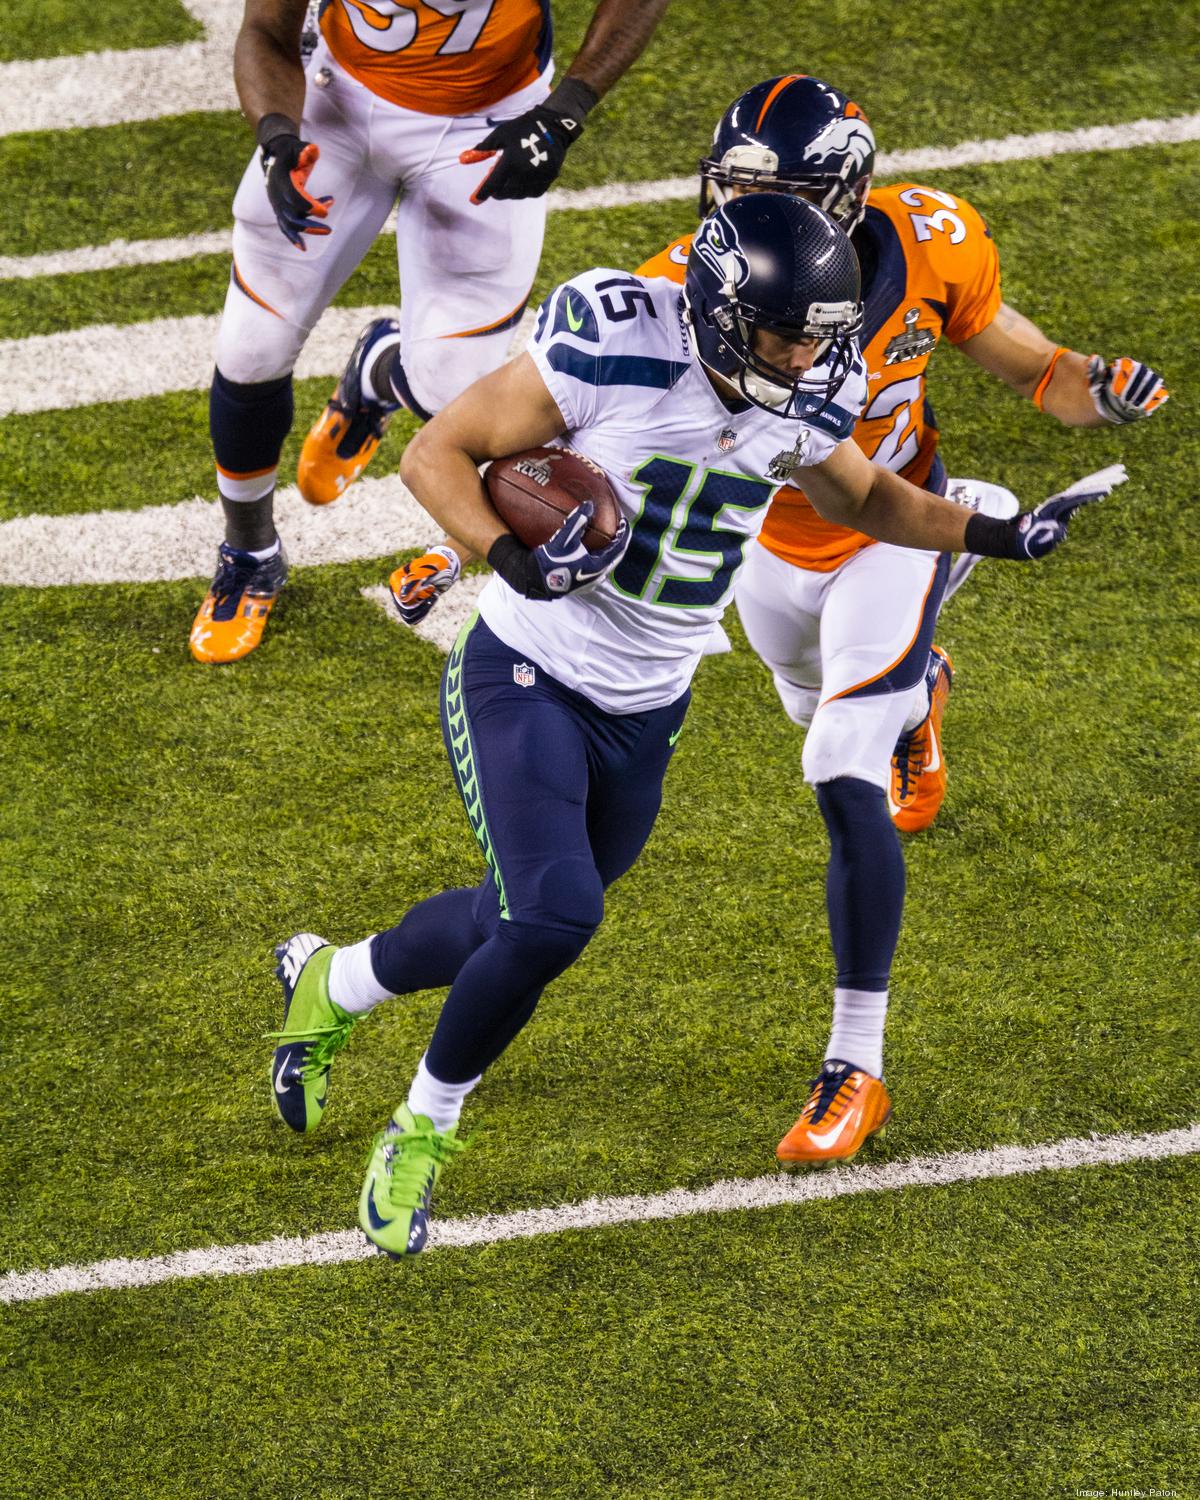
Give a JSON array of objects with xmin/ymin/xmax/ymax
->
[
  {"xmin": 1031, "ymin": 345, "xmax": 1069, "ymax": 411},
  {"xmin": 544, "ymin": 76, "xmax": 599, "ymax": 120},
  {"xmin": 487, "ymin": 533, "xmax": 546, "ymax": 599},
  {"xmin": 256, "ymin": 113, "xmax": 300, "ymax": 151},
  {"xmin": 963, "ymin": 510, "xmax": 1020, "ymax": 560}
]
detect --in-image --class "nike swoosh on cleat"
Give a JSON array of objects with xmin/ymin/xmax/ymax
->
[
  {"xmin": 274, "ymin": 1058, "xmax": 292, "ymax": 1095},
  {"xmin": 366, "ymin": 1184, "xmax": 395, "ymax": 1232}
]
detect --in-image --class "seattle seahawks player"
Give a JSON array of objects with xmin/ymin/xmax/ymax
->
[
  {"xmin": 268, "ymin": 193, "xmax": 1104, "ymax": 1257},
  {"xmin": 636, "ymin": 74, "xmax": 1167, "ymax": 1169}
]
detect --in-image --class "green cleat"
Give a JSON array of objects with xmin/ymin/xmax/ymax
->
[
  {"xmin": 269, "ymin": 933, "xmax": 356, "ymax": 1133},
  {"xmin": 359, "ymin": 1103, "xmax": 466, "ymax": 1257}
]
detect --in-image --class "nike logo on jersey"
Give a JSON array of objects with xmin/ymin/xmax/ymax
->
[
  {"xmin": 565, "ymin": 297, "xmax": 585, "ymax": 333},
  {"xmin": 668, "ymin": 726, "xmax": 683, "ymax": 746}
]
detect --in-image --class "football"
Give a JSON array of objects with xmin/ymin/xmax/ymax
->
[{"xmin": 485, "ymin": 446, "xmax": 622, "ymax": 551}]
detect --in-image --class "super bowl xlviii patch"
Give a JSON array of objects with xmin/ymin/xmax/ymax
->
[
  {"xmin": 767, "ymin": 432, "xmax": 808, "ymax": 480},
  {"xmin": 513, "ymin": 662, "xmax": 536, "ymax": 687},
  {"xmin": 884, "ymin": 308, "xmax": 937, "ymax": 365}
]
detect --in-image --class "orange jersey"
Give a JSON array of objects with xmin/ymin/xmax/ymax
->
[
  {"xmin": 321, "ymin": 0, "xmax": 551, "ymax": 116},
  {"xmin": 637, "ymin": 183, "xmax": 1002, "ymax": 571}
]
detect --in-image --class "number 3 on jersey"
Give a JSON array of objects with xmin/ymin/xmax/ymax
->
[{"xmin": 613, "ymin": 456, "xmax": 773, "ymax": 608}]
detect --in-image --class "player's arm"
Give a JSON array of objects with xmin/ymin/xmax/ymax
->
[
  {"xmin": 398, "ymin": 355, "xmax": 627, "ymax": 601},
  {"xmin": 462, "ymin": 0, "xmax": 670, "ymax": 202},
  {"xmin": 958, "ymin": 302, "xmax": 1169, "ymax": 426},
  {"xmin": 799, "ymin": 439, "xmax": 1106, "ymax": 562},
  {"xmin": 236, "ymin": 0, "xmax": 333, "ymax": 250}
]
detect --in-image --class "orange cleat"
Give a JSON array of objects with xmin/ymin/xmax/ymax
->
[
  {"xmin": 189, "ymin": 541, "xmax": 288, "ymax": 664},
  {"xmin": 297, "ymin": 318, "xmax": 401, "ymax": 506},
  {"xmin": 889, "ymin": 644, "xmax": 954, "ymax": 833},
  {"xmin": 776, "ymin": 1059, "xmax": 892, "ymax": 1167}
]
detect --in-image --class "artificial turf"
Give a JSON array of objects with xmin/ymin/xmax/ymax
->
[{"xmin": 2, "ymin": 3, "xmax": 1198, "ymax": 1495}]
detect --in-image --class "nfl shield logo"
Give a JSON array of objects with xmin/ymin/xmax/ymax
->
[
  {"xmin": 513, "ymin": 662, "xmax": 536, "ymax": 688},
  {"xmin": 717, "ymin": 426, "xmax": 738, "ymax": 452}
]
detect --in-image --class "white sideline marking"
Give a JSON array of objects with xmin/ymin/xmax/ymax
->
[
  {"xmin": 0, "ymin": 473, "xmax": 432, "ymax": 587},
  {"xmin": 3, "ymin": 1123, "xmax": 1196, "ymax": 1305},
  {"xmin": 2, "ymin": 113, "xmax": 1198, "ymax": 281},
  {"xmin": 0, "ymin": 303, "xmax": 398, "ymax": 418},
  {"xmin": 0, "ymin": 0, "xmax": 240, "ymax": 138}
]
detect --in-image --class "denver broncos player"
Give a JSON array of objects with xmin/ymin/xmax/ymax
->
[
  {"xmin": 265, "ymin": 194, "xmax": 1103, "ymax": 1257},
  {"xmin": 635, "ymin": 74, "xmax": 1168, "ymax": 1169},
  {"xmin": 189, "ymin": 0, "xmax": 669, "ymax": 665}
]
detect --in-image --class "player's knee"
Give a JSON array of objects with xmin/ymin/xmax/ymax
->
[
  {"xmin": 214, "ymin": 290, "xmax": 303, "ymax": 384},
  {"xmin": 509, "ymin": 856, "xmax": 605, "ymax": 943},
  {"xmin": 773, "ymin": 672, "xmax": 819, "ymax": 727},
  {"xmin": 403, "ymin": 336, "xmax": 506, "ymax": 417},
  {"xmin": 802, "ymin": 703, "xmax": 889, "ymax": 790}
]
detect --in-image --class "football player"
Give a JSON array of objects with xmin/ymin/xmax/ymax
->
[
  {"xmin": 633, "ymin": 75, "xmax": 1168, "ymax": 1167},
  {"xmin": 189, "ymin": 0, "xmax": 670, "ymax": 664},
  {"xmin": 267, "ymin": 193, "xmax": 1102, "ymax": 1256}
]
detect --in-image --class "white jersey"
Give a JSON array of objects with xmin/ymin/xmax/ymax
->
[{"xmin": 478, "ymin": 268, "xmax": 868, "ymax": 713}]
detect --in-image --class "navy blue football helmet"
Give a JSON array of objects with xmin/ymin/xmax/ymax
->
[
  {"xmin": 682, "ymin": 193, "xmax": 862, "ymax": 417},
  {"xmin": 700, "ymin": 74, "xmax": 876, "ymax": 232}
]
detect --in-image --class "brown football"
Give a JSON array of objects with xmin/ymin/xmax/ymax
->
[{"xmin": 485, "ymin": 446, "xmax": 621, "ymax": 552}]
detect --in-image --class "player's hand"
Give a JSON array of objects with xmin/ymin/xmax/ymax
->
[
  {"xmin": 460, "ymin": 106, "xmax": 585, "ymax": 204},
  {"xmin": 962, "ymin": 465, "xmax": 1126, "ymax": 560},
  {"xmin": 534, "ymin": 502, "xmax": 629, "ymax": 595},
  {"xmin": 388, "ymin": 546, "xmax": 462, "ymax": 627},
  {"xmin": 260, "ymin": 130, "xmax": 334, "ymax": 250},
  {"xmin": 1087, "ymin": 354, "xmax": 1169, "ymax": 424},
  {"xmin": 486, "ymin": 502, "xmax": 630, "ymax": 601}
]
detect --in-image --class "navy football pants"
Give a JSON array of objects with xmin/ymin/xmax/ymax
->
[{"xmin": 370, "ymin": 616, "xmax": 689, "ymax": 1082}]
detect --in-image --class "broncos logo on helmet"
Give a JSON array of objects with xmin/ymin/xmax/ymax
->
[
  {"xmin": 803, "ymin": 117, "xmax": 877, "ymax": 176},
  {"xmin": 699, "ymin": 75, "xmax": 877, "ymax": 232}
]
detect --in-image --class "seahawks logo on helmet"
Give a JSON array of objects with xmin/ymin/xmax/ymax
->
[
  {"xmin": 803, "ymin": 117, "xmax": 876, "ymax": 176},
  {"xmin": 691, "ymin": 212, "xmax": 750, "ymax": 295}
]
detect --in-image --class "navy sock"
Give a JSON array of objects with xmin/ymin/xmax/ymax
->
[
  {"xmin": 209, "ymin": 369, "xmax": 293, "ymax": 475},
  {"xmin": 814, "ymin": 776, "xmax": 906, "ymax": 990}
]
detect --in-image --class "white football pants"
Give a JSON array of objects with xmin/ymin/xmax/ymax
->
[
  {"xmin": 214, "ymin": 38, "xmax": 549, "ymax": 413},
  {"xmin": 735, "ymin": 538, "xmax": 945, "ymax": 790}
]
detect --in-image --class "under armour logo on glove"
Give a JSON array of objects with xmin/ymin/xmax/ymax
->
[
  {"xmin": 1087, "ymin": 354, "xmax": 1170, "ymax": 424},
  {"xmin": 461, "ymin": 103, "xmax": 586, "ymax": 203}
]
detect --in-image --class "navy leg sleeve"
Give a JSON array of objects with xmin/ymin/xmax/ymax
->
[
  {"xmin": 815, "ymin": 775, "xmax": 906, "ymax": 991},
  {"xmin": 209, "ymin": 368, "xmax": 293, "ymax": 475}
]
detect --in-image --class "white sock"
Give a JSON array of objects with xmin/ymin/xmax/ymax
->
[
  {"xmin": 361, "ymin": 333, "xmax": 403, "ymax": 402},
  {"xmin": 406, "ymin": 1053, "xmax": 480, "ymax": 1133},
  {"xmin": 246, "ymin": 538, "xmax": 281, "ymax": 562},
  {"xmin": 900, "ymin": 677, "xmax": 931, "ymax": 734},
  {"xmin": 328, "ymin": 937, "xmax": 393, "ymax": 1015},
  {"xmin": 825, "ymin": 987, "xmax": 888, "ymax": 1078}
]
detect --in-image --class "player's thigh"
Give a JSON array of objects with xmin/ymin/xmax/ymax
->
[
  {"xmin": 215, "ymin": 50, "xmax": 397, "ymax": 381},
  {"xmin": 735, "ymin": 540, "xmax": 827, "ymax": 726},
  {"xmin": 586, "ymin": 692, "xmax": 691, "ymax": 889},
  {"xmin": 394, "ymin": 147, "xmax": 546, "ymax": 410},
  {"xmin": 803, "ymin": 544, "xmax": 947, "ymax": 788},
  {"xmin": 442, "ymin": 620, "xmax": 603, "ymax": 932}
]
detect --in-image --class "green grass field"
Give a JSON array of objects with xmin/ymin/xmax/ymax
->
[{"xmin": 2, "ymin": 3, "xmax": 1198, "ymax": 1496}]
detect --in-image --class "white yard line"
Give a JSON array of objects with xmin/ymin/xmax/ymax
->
[
  {"xmin": 0, "ymin": 303, "xmax": 398, "ymax": 418},
  {"xmin": 1, "ymin": 113, "xmax": 1198, "ymax": 281},
  {"xmin": 0, "ymin": 0, "xmax": 240, "ymax": 137},
  {"xmin": 0, "ymin": 473, "xmax": 432, "ymax": 586},
  {"xmin": 3, "ymin": 1123, "xmax": 1196, "ymax": 1306}
]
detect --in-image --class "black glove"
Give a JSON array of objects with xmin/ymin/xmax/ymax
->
[
  {"xmin": 460, "ymin": 78, "xmax": 596, "ymax": 204},
  {"xmin": 963, "ymin": 466, "xmax": 1127, "ymax": 561},
  {"xmin": 487, "ymin": 503, "xmax": 630, "ymax": 600},
  {"xmin": 257, "ymin": 113, "xmax": 333, "ymax": 251}
]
